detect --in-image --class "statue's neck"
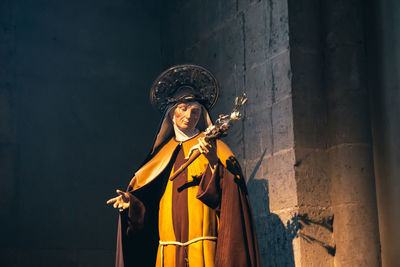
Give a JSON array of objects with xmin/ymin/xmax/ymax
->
[{"xmin": 173, "ymin": 123, "xmax": 200, "ymax": 142}]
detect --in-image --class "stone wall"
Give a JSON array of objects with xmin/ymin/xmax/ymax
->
[
  {"xmin": 161, "ymin": 0, "xmax": 382, "ymax": 266},
  {"xmin": 161, "ymin": 1, "xmax": 298, "ymax": 266}
]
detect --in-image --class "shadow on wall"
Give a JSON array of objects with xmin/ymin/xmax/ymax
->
[
  {"xmin": 246, "ymin": 149, "xmax": 297, "ymax": 267},
  {"xmin": 246, "ymin": 149, "xmax": 336, "ymax": 266}
]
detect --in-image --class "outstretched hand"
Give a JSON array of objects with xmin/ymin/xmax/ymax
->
[{"xmin": 106, "ymin": 189, "xmax": 130, "ymax": 212}]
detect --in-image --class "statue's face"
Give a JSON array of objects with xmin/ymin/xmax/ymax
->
[{"xmin": 173, "ymin": 103, "xmax": 201, "ymax": 131}]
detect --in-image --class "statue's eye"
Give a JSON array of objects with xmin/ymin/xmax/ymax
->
[{"xmin": 177, "ymin": 104, "xmax": 187, "ymax": 112}]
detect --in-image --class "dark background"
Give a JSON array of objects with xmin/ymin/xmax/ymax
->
[
  {"xmin": 1, "ymin": 0, "xmax": 162, "ymax": 265},
  {"xmin": 15, "ymin": 0, "xmax": 160, "ymax": 248}
]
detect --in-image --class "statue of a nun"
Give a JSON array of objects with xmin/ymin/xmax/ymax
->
[{"xmin": 107, "ymin": 65, "xmax": 260, "ymax": 267}]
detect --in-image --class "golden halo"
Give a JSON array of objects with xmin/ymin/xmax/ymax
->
[{"xmin": 150, "ymin": 64, "xmax": 220, "ymax": 113}]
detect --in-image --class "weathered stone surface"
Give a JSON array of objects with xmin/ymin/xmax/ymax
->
[
  {"xmin": 268, "ymin": 0, "xmax": 290, "ymax": 57},
  {"xmin": 262, "ymin": 149, "xmax": 295, "ymax": 178},
  {"xmin": 212, "ymin": 65, "xmax": 246, "ymax": 160},
  {"xmin": 268, "ymin": 169, "xmax": 297, "ymax": 212},
  {"xmin": 289, "ymin": 48, "xmax": 323, "ymax": 99},
  {"xmin": 289, "ymin": 0, "xmax": 381, "ymax": 266},
  {"xmin": 367, "ymin": 1, "xmax": 400, "ymax": 266},
  {"xmin": 237, "ymin": 0, "xmax": 258, "ymax": 13},
  {"xmin": 297, "ymin": 207, "xmax": 334, "ymax": 267},
  {"xmin": 245, "ymin": 157, "xmax": 265, "ymax": 183},
  {"xmin": 327, "ymin": 91, "xmax": 372, "ymax": 146},
  {"xmin": 212, "ymin": 17, "xmax": 244, "ymax": 68},
  {"xmin": 290, "ymin": 48, "xmax": 326, "ymax": 149},
  {"xmin": 288, "ymin": 0, "xmax": 322, "ymax": 52},
  {"xmin": 332, "ymin": 204, "xmax": 381, "ymax": 266},
  {"xmin": 240, "ymin": 0, "xmax": 290, "ymax": 59},
  {"xmin": 212, "ymin": 65, "xmax": 246, "ymax": 115},
  {"xmin": 329, "ymin": 144, "xmax": 377, "ymax": 206},
  {"xmin": 194, "ymin": 0, "xmax": 237, "ymax": 42},
  {"xmin": 261, "ymin": 150, "xmax": 297, "ymax": 211},
  {"xmin": 253, "ymin": 211, "xmax": 297, "ymax": 267},
  {"xmin": 325, "ymin": 46, "xmax": 365, "ymax": 95},
  {"xmin": 272, "ymin": 97, "xmax": 294, "ymax": 153},
  {"xmin": 246, "ymin": 62, "xmax": 273, "ymax": 112},
  {"xmin": 244, "ymin": 1, "xmax": 270, "ymax": 68},
  {"xmin": 323, "ymin": 0, "xmax": 364, "ymax": 48},
  {"xmin": 222, "ymin": 121, "xmax": 245, "ymax": 161},
  {"xmin": 244, "ymin": 106, "xmax": 273, "ymax": 161},
  {"xmin": 244, "ymin": 113, "xmax": 266, "ymax": 160},
  {"xmin": 295, "ymin": 148, "xmax": 331, "ymax": 208},
  {"xmin": 271, "ymin": 49, "xmax": 292, "ymax": 103},
  {"xmin": 173, "ymin": 17, "xmax": 244, "ymax": 71}
]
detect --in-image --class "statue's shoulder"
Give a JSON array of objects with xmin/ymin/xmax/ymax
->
[
  {"xmin": 129, "ymin": 137, "xmax": 179, "ymax": 190},
  {"xmin": 216, "ymin": 140, "xmax": 245, "ymax": 181},
  {"xmin": 216, "ymin": 139, "xmax": 235, "ymax": 166}
]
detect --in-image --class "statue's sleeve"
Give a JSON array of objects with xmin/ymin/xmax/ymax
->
[
  {"xmin": 196, "ymin": 149, "xmax": 261, "ymax": 267},
  {"xmin": 115, "ymin": 181, "xmax": 164, "ymax": 267},
  {"xmin": 115, "ymin": 143, "xmax": 179, "ymax": 267}
]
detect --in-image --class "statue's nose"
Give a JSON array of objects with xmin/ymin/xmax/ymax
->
[{"xmin": 185, "ymin": 110, "xmax": 193, "ymax": 119}]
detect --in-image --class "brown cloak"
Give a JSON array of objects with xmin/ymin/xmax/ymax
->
[{"xmin": 115, "ymin": 135, "xmax": 260, "ymax": 267}]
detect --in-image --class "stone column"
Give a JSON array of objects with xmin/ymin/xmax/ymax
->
[
  {"xmin": 290, "ymin": 0, "xmax": 381, "ymax": 266},
  {"xmin": 366, "ymin": 0, "xmax": 400, "ymax": 266},
  {"xmin": 323, "ymin": 1, "xmax": 380, "ymax": 266},
  {"xmin": 289, "ymin": 0, "xmax": 335, "ymax": 266}
]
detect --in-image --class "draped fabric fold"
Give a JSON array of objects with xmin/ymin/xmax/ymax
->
[{"xmin": 115, "ymin": 136, "xmax": 260, "ymax": 267}]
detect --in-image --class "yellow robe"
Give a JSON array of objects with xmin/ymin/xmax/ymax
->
[
  {"xmin": 117, "ymin": 134, "xmax": 260, "ymax": 267},
  {"xmin": 155, "ymin": 136, "xmax": 232, "ymax": 267}
]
